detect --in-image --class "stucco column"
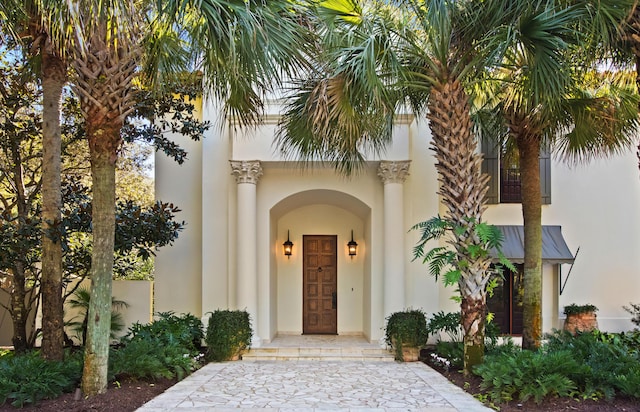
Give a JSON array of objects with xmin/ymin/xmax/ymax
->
[
  {"xmin": 230, "ymin": 160, "xmax": 263, "ymax": 346},
  {"xmin": 378, "ymin": 161, "xmax": 411, "ymax": 317}
]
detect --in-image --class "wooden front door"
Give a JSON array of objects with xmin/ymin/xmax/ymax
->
[{"xmin": 303, "ymin": 235, "xmax": 337, "ymax": 334}]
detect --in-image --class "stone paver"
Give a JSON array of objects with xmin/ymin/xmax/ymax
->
[{"xmin": 136, "ymin": 361, "xmax": 491, "ymax": 411}]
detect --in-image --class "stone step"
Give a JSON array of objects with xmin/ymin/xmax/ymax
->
[{"xmin": 241, "ymin": 347, "xmax": 395, "ymax": 362}]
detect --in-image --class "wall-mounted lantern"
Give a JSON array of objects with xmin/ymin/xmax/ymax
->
[
  {"xmin": 348, "ymin": 230, "xmax": 358, "ymax": 258},
  {"xmin": 283, "ymin": 230, "xmax": 293, "ymax": 258}
]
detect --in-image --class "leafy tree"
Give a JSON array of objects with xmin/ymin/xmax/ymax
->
[
  {"xmin": 0, "ymin": 52, "xmax": 44, "ymax": 352},
  {"xmin": 0, "ymin": 46, "xmax": 201, "ymax": 358}
]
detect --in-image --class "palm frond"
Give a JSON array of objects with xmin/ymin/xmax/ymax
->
[{"xmin": 553, "ymin": 71, "xmax": 640, "ymax": 163}]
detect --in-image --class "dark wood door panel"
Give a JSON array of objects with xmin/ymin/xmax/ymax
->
[{"xmin": 303, "ymin": 235, "xmax": 337, "ymax": 334}]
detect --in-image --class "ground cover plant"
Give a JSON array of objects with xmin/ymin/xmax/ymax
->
[
  {"xmin": 111, "ymin": 312, "xmax": 204, "ymax": 381},
  {"xmin": 471, "ymin": 330, "xmax": 640, "ymax": 405},
  {"xmin": 0, "ymin": 312, "xmax": 203, "ymax": 408},
  {"xmin": 0, "ymin": 350, "xmax": 82, "ymax": 407}
]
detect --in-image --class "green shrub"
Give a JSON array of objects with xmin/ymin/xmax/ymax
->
[
  {"xmin": 205, "ymin": 310, "xmax": 252, "ymax": 361},
  {"xmin": 425, "ymin": 310, "xmax": 499, "ymax": 365},
  {"xmin": 435, "ymin": 341, "xmax": 463, "ymax": 368},
  {"xmin": 112, "ymin": 311, "xmax": 203, "ymax": 381},
  {"xmin": 546, "ymin": 330, "xmax": 640, "ymax": 400},
  {"xmin": 123, "ymin": 311, "xmax": 204, "ymax": 353},
  {"xmin": 474, "ymin": 350, "xmax": 581, "ymax": 404},
  {"xmin": 110, "ymin": 339, "xmax": 197, "ymax": 381},
  {"xmin": 563, "ymin": 303, "xmax": 598, "ymax": 315},
  {"xmin": 427, "ymin": 311, "xmax": 461, "ymax": 342},
  {"xmin": 385, "ymin": 309, "xmax": 428, "ymax": 361},
  {"xmin": 476, "ymin": 330, "xmax": 640, "ymax": 405},
  {"xmin": 0, "ymin": 351, "xmax": 82, "ymax": 407}
]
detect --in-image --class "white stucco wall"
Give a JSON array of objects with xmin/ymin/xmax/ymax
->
[{"xmin": 154, "ymin": 97, "xmax": 203, "ymax": 317}]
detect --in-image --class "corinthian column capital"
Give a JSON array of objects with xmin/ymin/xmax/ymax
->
[
  {"xmin": 230, "ymin": 160, "xmax": 263, "ymax": 184},
  {"xmin": 378, "ymin": 160, "xmax": 411, "ymax": 184}
]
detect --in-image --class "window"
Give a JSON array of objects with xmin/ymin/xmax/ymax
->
[
  {"xmin": 481, "ymin": 138, "xmax": 551, "ymax": 204},
  {"xmin": 487, "ymin": 265, "xmax": 524, "ymax": 335}
]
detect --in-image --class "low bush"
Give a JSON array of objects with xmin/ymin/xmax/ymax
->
[
  {"xmin": 123, "ymin": 311, "xmax": 204, "ymax": 353},
  {"xmin": 0, "ymin": 351, "xmax": 82, "ymax": 407},
  {"xmin": 110, "ymin": 339, "xmax": 197, "ymax": 381},
  {"xmin": 426, "ymin": 311, "xmax": 461, "ymax": 342},
  {"xmin": 112, "ymin": 311, "xmax": 203, "ymax": 381},
  {"xmin": 563, "ymin": 303, "xmax": 598, "ymax": 315},
  {"xmin": 425, "ymin": 311, "xmax": 500, "ymax": 367},
  {"xmin": 475, "ymin": 350, "xmax": 580, "ymax": 404},
  {"xmin": 205, "ymin": 310, "xmax": 252, "ymax": 361},
  {"xmin": 385, "ymin": 309, "xmax": 428, "ymax": 361},
  {"xmin": 475, "ymin": 330, "xmax": 640, "ymax": 404}
]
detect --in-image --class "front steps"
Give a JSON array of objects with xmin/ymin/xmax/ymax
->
[
  {"xmin": 242, "ymin": 346, "xmax": 395, "ymax": 362},
  {"xmin": 241, "ymin": 335, "xmax": 395, "ymax": 362}
]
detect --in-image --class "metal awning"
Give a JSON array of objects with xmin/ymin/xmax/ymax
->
[{"xmin": 491, "ymin": 225, "xmax": 575, "ymax": 264}]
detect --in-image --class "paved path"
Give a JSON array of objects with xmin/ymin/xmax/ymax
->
[{"xmin": 136, "ymin": 361, "xmax": 491, "ymax": 411}]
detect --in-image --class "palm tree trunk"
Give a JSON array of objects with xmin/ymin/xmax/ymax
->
[
  {"xmin": 428, "ymin": 78, "xmax": 490, "ymax": 375},
  {"xmin": 81, "ymin": 128, "xmax": 117, "ymax": 396},
  {"xmin": 40, "ymin": 48, "xmax": 66, "ymax": 361},
  {"xmin": 517, "ymin": 134, "xmax": 543, "ymax": 350}
]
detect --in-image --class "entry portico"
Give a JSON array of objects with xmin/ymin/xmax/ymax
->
[{"xmin": 225, "ymin": 159, "xmax": 412, "ymax": 345}]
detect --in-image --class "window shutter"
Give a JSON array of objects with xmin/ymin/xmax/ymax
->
[
  {"xmin": 481, "ymin": 137, "xmax": 499, "ymax": 204},
  {"xmin": 539, "ymin": 145, "xmax": 551, "ymax": 204}
]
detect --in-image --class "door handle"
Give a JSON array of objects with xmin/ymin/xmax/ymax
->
[{"xmin": 332, "ymin": 291, "xmax": 337, "ymax": 309}]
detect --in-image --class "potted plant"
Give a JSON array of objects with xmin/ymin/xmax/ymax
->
[
  {"xmin": 563, "ymin": 303, "xmax": 598, "ymax": 334},
  {"xmin": 384, "ymin": 309, "xmax": 429, "ymax": 361},
  {"xmin": 205, "ymin": 309, "xmax": 252, "ymax": 361}
]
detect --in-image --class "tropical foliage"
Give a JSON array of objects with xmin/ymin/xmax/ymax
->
[
  {"xmin": 0, "ymin": 350, "xmax": 83, "ymax": 407},
  {"xmin": 112, "ymin": 312, "xmax": 203, "ymax": 381},
  {"xmin": 475, "ymin": 330, "xmax": 640, "ymax": 404},
  {"xmin": 0, "ymin": 313, "xmax": 203, "ymax": 407},
  {"xmin": 65, "ymin": 287, "xmax": 129, "ymax": 346}
]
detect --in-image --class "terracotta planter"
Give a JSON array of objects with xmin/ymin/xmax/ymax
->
[
  {"xmin": 391, "ymin": 338, "xmax": 421, "ymax": 362},
  {"xmin": 401, "ymin": 346, "xmax": 420, "ymax": 362},
  {"xmin": 563, "ymin": 312, "xmax": 598, "ymax": 335}
]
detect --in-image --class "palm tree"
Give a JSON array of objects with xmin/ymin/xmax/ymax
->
[
  {"xmin": 3, "ymin": 0, "xmax": 68, "ymax": 360},
  {"xmin": 276, "ymin": 0, "xmax": 515, "ymax": 375},
  {"xmin": 478, "ymin": 0, "xmax": 638, "ymax": 349},
  {"xmin": 66, "ymin": 287, "xmax": 128, "ymax": 346},
  {"xmin": 54, "ymin": 0, "xmax": 310, "ymax": 396}
]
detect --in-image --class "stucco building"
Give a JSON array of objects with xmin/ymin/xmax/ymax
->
[{"xmin": 155, "ymin": 97, "xmax": 640, "ymax": 346}]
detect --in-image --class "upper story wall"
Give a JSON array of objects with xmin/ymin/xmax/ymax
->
[{"xmin": 228, "ymin": 99, "xmax": 415, "ymax": 162}]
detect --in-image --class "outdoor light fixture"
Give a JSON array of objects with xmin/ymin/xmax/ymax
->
[
  {"xmin": 283, "ymin": 230, "xmax": 293, "ymax": 258},
  {"xmin": 348, "ymin": 230, "xmax": 358, "ymax": 258}
]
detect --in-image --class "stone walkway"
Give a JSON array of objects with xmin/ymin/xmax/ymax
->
[{"xmin": 136, "ymin": 360, "xmax": 491, "ymax": 411}]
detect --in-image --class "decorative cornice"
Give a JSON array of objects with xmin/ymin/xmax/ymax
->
[
  {"xmin": 230, "ymin": 160, "xmax": 263, "ymax": 184},
  {"xmin": 378, "ymin": 160, "xmax": 411, "ymax": 184}
]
